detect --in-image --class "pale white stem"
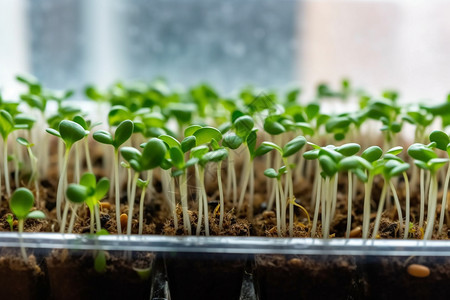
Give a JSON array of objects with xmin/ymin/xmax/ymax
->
[
  {"xmin": 146, "ymin": 170, "xmax": 154, "ymax": 197},
  {"xmin": 331, "ymin": 172, "xmax": 339, "ymax": 220},
  {"xmin": 67, "ymin": 204, "xmax": 78, "ymax": 234},
  {"xmin": 114, "ymin": 150, "xmax": 122, "ymax": 234},
  {"xmin": 170, "ymin": 176, "xmax": 178, "ymax": 229},
  {"xmin": 362, "ymin": 173, "xmax": 374, "ymax": 239},
  {"xmin": 248, "ymin": 161, "xmax": 255, "ymax": 220},
  {"xmin": 311, "ymin": 176, "xmax": 322, "ymax": 238},
  {"xmin": 195, "ymin": 165, "xmax": 203, "ymax": 236},
  {"xmin": 419, "ymin": 169, "xmax": 425, "ymax": 228},
  {"xmin": 372, "ymin": 181, "xmax": 388, "ymax": 239},
  {"xmin": 200, "ymin": 168, "xmax": 209, "ymax": 236},
  {"xmin": 126, "ymin": 172, "xmax": 140, "ymax": 235},
  {"xmin": 389, "ymin": 180, "xmax": 404, "ymax": 237},
  {"xmin": 84, "ymin": 138, "xmax": 93, "ymax": 174},
  {"xmin": 438, "ymin": 164, "xmax": 450, "ymax": 235},
  {"xmin": 60, "ymin": 201, "xmax": 70, "ymax": 233},
  {"xmin": 237, "ymin": 156, "xmax": 251, "ymax": 214},
  {"xmin": 346, "ymin": 171, "xmax": 353, "ymax": 238},
  {"xmin": 4, "ymin": 139, "xmax": 11, "ymax": 197},
  {"xmin": 74, "ymin": 143, "xmax": 80, "ymax": 183},
  {"xmin": 225, "ymin": 150, "xmax": 232, "ymax": 202},
  {"xmin": 322, "ymin": 177, "xmax": 330, "ymax": 238},
  {"xmin": 127, "ymin": 167, "xmax": 132, "ymax": 201},
  {"xmin": 424, "ymin": 176, "xmax": 438, "ymax": 240},
  {"xmin": 180, "ymin": 172, "xmax": 191, "ymax": 234},
  {"xmin": 19, "ymin": 219, "xmax": 28, "ymax": 263},
  {"xmin": 56, "ymin": 148, "xmax": 70, "ymax": 224},
  {"xmin": 280, "ymin": 175, "xmax": 287, "ymax": 234},
  {"xmin": 403, "ymin": 172, "xmax": 410, "ymax": 239},
  {"xmin": 275, "ymin": 179, "xmax": 281, "ymax": 236},
  {"xmin": 310, "ymin": 164, "xmax": 319, "ymax": 209},
  {"xmin": 324, "ymin": 176, "xmax": 334, "ymax": 239},
  {"xmin": 217, "ymin": 161, "xmax": 224, "ymax": 230},
  {"xmin": 138, "ymin": 183, "xmax": 148, "ymax": 235},
  {"xmin": 267, "ymin": 179, "xmax": 277, "ymax": 211}
]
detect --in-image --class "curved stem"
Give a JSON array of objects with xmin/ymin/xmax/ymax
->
[
  {"xmin": 60, "ymin": 201, "xmax": 70, "ymax": 233},
  {"xmin": 114, "ymin": 150, "xmax": 122, "ymax": 234},
  {"xmin": 84, "ymin": 138, "xmax": 93, "ymax": 174},
  {"xmin": 346, "ymin": 171, "xmax": 353, "ymax": 238},
  {"xmin": 311, "ymin": 177, "xmax": 322, "ymax": 237},
  {"xmin": 4, "ymin": 137, "xmax": 11, "ymax": 197},
  {"xmin": 195, "ymin": 165, "xmax": 203, "ymax": 235},
  {"xmin": 74, "ymin": 143, "xmax": 80, "ymax": 183},
  {"xmin": 275, "ymin": 179, "xmax": 281, "ymax": 236},
  {"xmin": 403, "ymin": 172, "xmax": 410, "ymax": 239},
  {"xmin": 180, "ymin": 172, "xmax": 191, "ymax": 234},
  {"xmin": 248, "ymin": 160, "xmax": 255, "ymax": 220},
  {"xmin": 56, "ymin": 148, "xmax": 70, "ymax": 224},
  {"xmin": 170, "ymin": 175, "xmax": 178, "ymax": 229},
  {"xmin": 419, "ymin": 168, "xmax": 425, "ymax": 228},
  {"xmin": 237, "ymin": 156, "xmax": 250, "ymax": 214},
  {"xmin": 389, "ymin": 180, "xmax": 403, "ymax": 237},
  {"xmin": 200, "ymin": 168, "xmax": 209, "ymax": 236},
  {"xmin": 126, "ymin": 172, "xmax": 140, "ymax": 235},
  {"xmin": 424, "ymin": 175, "xmax": 438, "ymax": 240},
  {"xmin": 18, "ymin": 219, "xmax": 27, "ymax": 263},
  {"xmin": 138, "ymin": 183, "xmax": 148, "ymax": 235},
  {"xmin": 362, "ymin": 173, "xmax": 374, "ymax": 239},
  {"xmin": 95, "ymin": 204, "xmax": 101, "ymax": 232},
  {"xmin": 217, "ymin": 161, "xmax": 224, "ymax": 230},
  {"xmin": 438, "ymin": 164, "xmax": 450, "ymax": 235},
  {"xmin": 67, "ymin": 204, "xmax": 78, "ymax": 234},
  {"xmin": 372, "ymin": 181, "xmax": 387, "ymax": 239}
]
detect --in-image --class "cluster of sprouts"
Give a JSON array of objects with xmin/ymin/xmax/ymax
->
[{"xmin": 1, "ymin": 75, "xmax": 450, "ymax": 243}]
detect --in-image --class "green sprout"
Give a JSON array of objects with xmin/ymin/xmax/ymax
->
[
  {"xmin": 65, "ymin": 173, "xmax": 110, "ymax": 234},
  {"xmin": 9, "ymin": 188, "xmax": 45, "ymax": 262},
  {"xmin": 264, "ymin": 166, "xmax": 288, "ymax": 236},
  {"xmin": 0, "ymin": 109, "xmax": 28, "ymax": 199},
  {"xmin": 408, "ymin": 142, "xmax": 448, "ymax": 240},
  {"xmin": 120, "ymin": 138, "xmax": 166, "ymax": 235},
  {"xmin": 16, "ymin": 137, "xmax": 40, "ymax": 207},
  {"xmin": 46, "ymin": 120, "xmax": 87, "ymax": 224},
  {"xmin": 262, "ymin": 135, "xmax": 307, "ymax": 236},
  {"xmin": 429, "ymin": 130, "xmax": 450, "ymax": 235},
  {"xmin": 93, "ymin": 119, "xmax": 134, "ymax": 234}
]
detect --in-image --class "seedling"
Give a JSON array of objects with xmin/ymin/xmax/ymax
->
[
  {"xmin": 9, "ymin": 188, "xmax": 45, "ymax": 262},
  {"xmin": 120, "ymin": 138, "xmax": 166, "ymax": 235},
  {"xmin": 93, "ymin": 119, "xmax": 134, "ymax": 234},
  {"xmin": 16, "ymin": 137, "xmax": 40, "ymax": 207},
  {"xmin": 65, "ymin": 173, "xmax": 110, "ymax": 234},
  {"xmin": 46, "ymin": 120, "xmax": 88, "ymax": 224}
]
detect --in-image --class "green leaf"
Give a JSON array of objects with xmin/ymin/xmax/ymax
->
[
  {"xmin": 16, "ymin": 137, "xmax": 31, "ymax": 147},
  {"xmin": 120, "ymin": 147, "xmax": 142, "ymax": 163},
  {"xmin": 319, "ymin": 155, "xmax": 338, "ymax": 177},
  {"xmin": 193, "ymin": 127, "xmax": 222, "ymax": 146},
  {"xmin": 325, "ymin": 116, "xmax": 351, "ymax": 132},
  {"xmin": 137, "ymin": 179, "xmax": 149, "ymax": 189},
  {"xmin": 141, "ymin": 138, "xmax": 167, "ymax": 170},
  {"xmin": 26, "ymin": 210, "xmax": 46, "ymax": 219},
  {"xmin": 414, "ymin": 160, "xmax": 428, "ymax": 170},
  {"xmin": 293, "ymin": 122, "xmax": 314, "ymax": 136},
  {"xmin": 0, "ymin": 110, "xmax": 14, "ymax": 139},
  {"xmin": 361, "ymin": 146, "xmax": 383, "ymax": 163},
  {"xmin": 94, "ymin": 251, "xmax": 107, "ymax": 274},
  {"xmin": 282, "ymin": 136, "xmax": 306, "ymax": 157},
  {"xmin": 113, "ymin": 120, "xmax": 134, "ymax": 148},
  {"xmin": 10, "ymin": 188, "xmax": 34, "ymax": 220},
  {"xmin": 158, "ymin": 134, "xmax": 181, "ymax": 149},
  {"xmin": 264, "ymin": 119, "xmax": 285, "ymax": 135},
  {"xmin": 336, "ymin": 143, "xmax": 361, "ymax": 156},
  {"xmin": 389, "ymin": 163, "xmax": 410, "ymax": 178},
  {"xmin": 338, "ymin": 157, "xmax": 360, "ymax": 171},
  {"xmin": 408, "ymin": 143, "xmax": 437, "ymax": 162},
  {"xmin": 170, "ymin": 147, "xmax": 185, "ymax": 169},
  {"xmin": 95, "ymin": 178, "xmax": 110, "ymax": 200},
  {"xmin": 353, "ymin": 168, "xmax": 368, "ymax": 183},
  {"xmin": 93, "ymin": 130, "xmax": 113, "ymax": 145},
  {"xmin": 59, "ymin": 120, "xmax": 86, "ymax": 148},
  {"xmin": 234, "ymin": 115, "xmax": 254, "ymax": 138},
  {"xmin": 201, "ymin": 148, "xmax": 228, "ymax": 163},
  {"xmin": 222, "ymin": 133, "xmax": 243, "ymax": 150},
  {"xmin": 191, "ymin": 145, "xmax": 209, "ymax": 159},
  {"xmin": 108, "ymin": 106, "xmax": 131, "ymax": 126},
  {"xmin": 80, "ymin": 173, "xmax": 97, "ymax": 189},
  {"xmin": 254, "ymin": 144, "xmax": 275, "ymax": 157},
  {"xmin": 429, "ymin": 130, "xmax": 449, "ymax": 151},
  {"xmin": 386, "ymin": 146, "xmax": 403, "ymax": 156},
  {"xmin": 66, "ymin": 184, "xmax": 88, "ymax": 204},
  {"xmin": 319, "ymin": 147, "xmax": 344, "ymax": 162},
  {"xmin": 184, "ymin": 125, "xmax": 202, "ymax": 137},
  {"xmin": 305, "ymin": 103, "xmax": 320, "ymax": 120},
  {"xmin": 264, "ymin": 168, "xmax": 279, "ymax": 179},
  {"xmin": 73, "ymin": 115, "xmax": 88, "ymax": 130},
  {"xmin": 303, "ymin": 149, "xmax": 319, "ymax": 160},
  {"xmin": 246, "ymin": 129, "xmax": 258, "ymax": 157},
  {"xmin": 261, "ymin": 141, "xmax": 283, "ymax": 155},
  {"xmin": 181, "ymin": 136, "xmax": 196, "ymax": 153},
  {"xmin": 427, "ymin": 158, "xmax": 449, "ymax": 172}
]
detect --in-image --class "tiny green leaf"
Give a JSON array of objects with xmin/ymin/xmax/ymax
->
[
  {"xmin": 170, "ymin": 147, "xmax": 185, "ymax": 169},
  {"xmin": 59, "ymin": 120, "xmax": 86, "ymax": 148},
  {"xmin": 429, "ymin": 130, "xmax": 449, "ymax": 151},
  {"xmin": 319, "ymin": 155, "xmax": 338, "ymax": 177},
  {"xmin": 184, "ymin": 125, "xmax": 202, "ymax": 137},
  {"xmin": 16, "ymin": 137, "xmax": 31, "ymax": 147},
  {"xmin": 264, "ymin": 168, "xmax": 279, "ymax": 179},
  {"xmin": 93, "ymin": 130, "xmax": 114, "ymax": 145},
  {"xmin": 282, "ymin": 136, "xmax": 306, "ymax": 157},
  {"xmin": 159, "ymin": 134, "xmax": 181, "ymax": 149},
  {"xmin": 26, "ymin": 211, "xmax": 46, "ymax": 219},
  {"xmin": 386, "ymin": 146, "xmax": 403, "ymax": 156},
  {"xmin": 361, "ymin": 146, "xmax": 383, "ymax": 163},
  {"xmin": 181, "ymin": 136, "xmax": 196, "ymax": 153},
  {"xmin": 193, "ymin": 127, "xmax": 222, "ymax": 146},
  {"xmin": 141, "ymin": 138, "xmax": 167, "ymax": 170},
  {"xmin": 113, "ymin": 120, "xmax": 134, "ymax": 148},
  {"xmin": 336, "ymin": 143, "xmax": 361, "ymax": 156},
  {"xmin": 10, "ymin": 188, "xmax": 34, "ymax": 220},
  {"xmin": 66, "ymin": 184, "xmax": 89, "ymax": 204},
  {"xmin": 234, "ymin": 115, "xmax": 254, "ymax": 138},
  {"xmin": 222, "ymin": 133, "xmax": 243, "ymax": 149}
]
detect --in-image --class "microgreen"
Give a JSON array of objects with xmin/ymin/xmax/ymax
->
[
  {"xmin": 10, "ymin": 187, "xmax": 45, "ymax": 262},
  {"xmin": 93, "ymin": 119, "xmax": 134, "ymax": 234}
]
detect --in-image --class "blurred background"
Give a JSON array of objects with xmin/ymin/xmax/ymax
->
[{"xmin": 1, "ymin": 0, "xmax": 449, "ymax": 101}]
